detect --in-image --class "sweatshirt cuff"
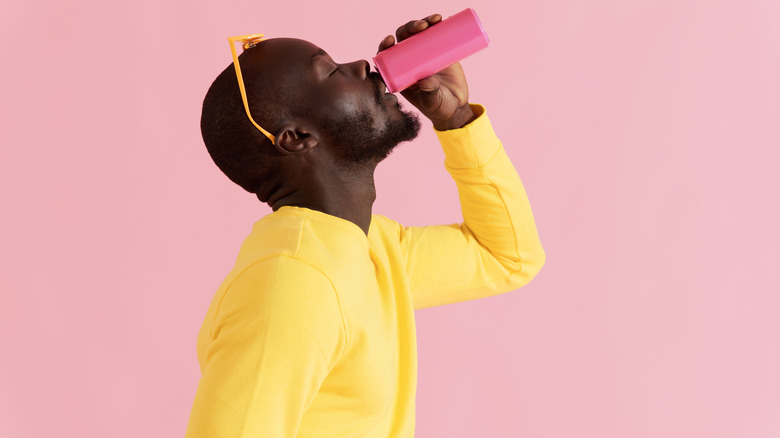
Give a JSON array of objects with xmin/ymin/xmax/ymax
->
[{"xmin": 434, "ymin": 104, "xmax": 501, "ymax": 169}]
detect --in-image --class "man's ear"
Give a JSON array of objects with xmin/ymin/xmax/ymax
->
[{"xmin": 274, "ymin": 124, "xmax": 319, "ymax": 155}]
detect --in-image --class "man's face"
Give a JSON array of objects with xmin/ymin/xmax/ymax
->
[{"xmin": 246, "ymin": 38, "xmax": 420, "ymax": 163}]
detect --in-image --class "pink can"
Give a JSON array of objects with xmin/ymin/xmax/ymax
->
[{"xmin": 373, "ymin": 8, "xmax": 490, "ymax": 93}]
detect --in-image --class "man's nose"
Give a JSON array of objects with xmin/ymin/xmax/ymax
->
[{"xmin": 345, "ymin": 60, "xmax": 370, "ymax": 80}]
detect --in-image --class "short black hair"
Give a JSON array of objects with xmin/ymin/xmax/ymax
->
[{"xmin": 200, "ymin": 61, "xmax": 289, "ymax": 202}]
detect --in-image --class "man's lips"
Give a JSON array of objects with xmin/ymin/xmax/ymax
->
[{"xmin": 380, "ymin": 83, "xmax": 397, "ymax": 102}]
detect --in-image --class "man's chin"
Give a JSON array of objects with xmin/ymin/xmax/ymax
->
[
  {"xmin": 405, "ymin": 117, "xmax": 422, "ymax": 142},
  {"xmin": 394, "ymin": 105, "xmax": 422, "ymax": 142},
  {"xmin": 383, "ymin": 110, "xmax": 421, "ymax": 158}
]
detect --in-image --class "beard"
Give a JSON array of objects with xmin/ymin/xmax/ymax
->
[{"xmin": 319, "ymin": 74, "xmax": 422, "ymax": 164}]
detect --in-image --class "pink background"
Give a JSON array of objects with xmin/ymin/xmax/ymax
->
[{"xmin": 1, "ymin": 0, "xmax": 778, "ymax": 437}]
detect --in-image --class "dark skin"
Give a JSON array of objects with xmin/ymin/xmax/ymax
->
[{"xmin": 247, "ymin": 14, "xmax": 477, "ymax": 234}]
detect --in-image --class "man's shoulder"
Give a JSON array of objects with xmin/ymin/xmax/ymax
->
[
  {"xmin": 369, "ymin": 214, "xmax": 401, "ymax": 235},
  {"xmin": 223, "ymin": 213, "xmax": 327, "ymax": 297},
  {"xmin": 235, "ymin": 210, "xmax": 309, "ymax": 265},
  {"xmin": 233, "ymin": 207, "xmax": 380, "ymax": 280}
]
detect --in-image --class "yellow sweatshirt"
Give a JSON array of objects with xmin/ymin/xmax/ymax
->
[{"xmin": 185, "ymin": 104, "xmax": 545, "ymax": 437}]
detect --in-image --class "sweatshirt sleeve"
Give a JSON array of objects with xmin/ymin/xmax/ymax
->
[
  {"xmin": 400, "ymin": 104, "xmax": 546, "ymax": 310},
  {"xmin": 185, "ymin": 256, "xmax": 345, "ymax": 437}
]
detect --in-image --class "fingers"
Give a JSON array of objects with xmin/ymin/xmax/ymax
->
[
  {"xmin": 394, "ymin": 13, "xmax": 442, "ymax": 43},
  {"xmin": 378, "ymin": 14, "xmax": 442, "ymax": 54},
  {"xmin": 377, "ymin": 34, "xmax": 395, "ymax": 54}
]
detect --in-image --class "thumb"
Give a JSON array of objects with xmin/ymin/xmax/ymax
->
[{"xmin": 417, "ymin": 76, "xmax": 439, "ymax": 93}]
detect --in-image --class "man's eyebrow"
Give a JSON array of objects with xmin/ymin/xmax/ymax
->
[
  {"xmin": 310, "ymin": 49, "xmax": 332, "ymax": 72},
  {"xmin": 312, "ymin": 48, "xmax": 328, "ymax": 58}
]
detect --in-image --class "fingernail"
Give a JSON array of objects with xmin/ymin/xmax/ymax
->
[{"xmin": 414, "ymin": 20, "xmax": 426, "ymax": 27}]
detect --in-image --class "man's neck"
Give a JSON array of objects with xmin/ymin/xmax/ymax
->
[{"xmin": 270, "ymin": 162, "xmax": 378, "ymax": 235}]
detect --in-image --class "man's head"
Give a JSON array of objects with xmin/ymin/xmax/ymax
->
[{"xmin": 201, "ymin": 38, "xmax": 421, "ymax": 203}]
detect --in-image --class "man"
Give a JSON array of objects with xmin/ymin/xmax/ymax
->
[{"xmin": 186, "ymin": 13, "xmax": 545, "ymax": 438}]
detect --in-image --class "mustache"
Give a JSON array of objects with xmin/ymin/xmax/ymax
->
[{"xmin": 368, "ymin": 71, "xmax": 384, "ymax": 87}]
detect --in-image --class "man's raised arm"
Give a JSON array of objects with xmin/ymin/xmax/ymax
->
[
  {"xmin": 391, "ymin": 104, "xmax": 545, "ymax": 309},
  {"xmin": 376, "ymin": 14, "xmax": 545, "ymax": 309}
]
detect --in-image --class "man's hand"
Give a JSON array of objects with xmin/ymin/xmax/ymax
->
[{"xmin": 377, "ymin": 13, "xmax": 477, "ymax": 130}]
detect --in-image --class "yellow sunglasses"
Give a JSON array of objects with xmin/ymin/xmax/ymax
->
[{"xmin": 228, "ymin": 34, "xmax": 276, "ymax": 144}]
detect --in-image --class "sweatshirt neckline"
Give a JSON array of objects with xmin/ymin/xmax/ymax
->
[{"xmin": 275, "ymin": 206, "xmax": 370, "ymax": 241}]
